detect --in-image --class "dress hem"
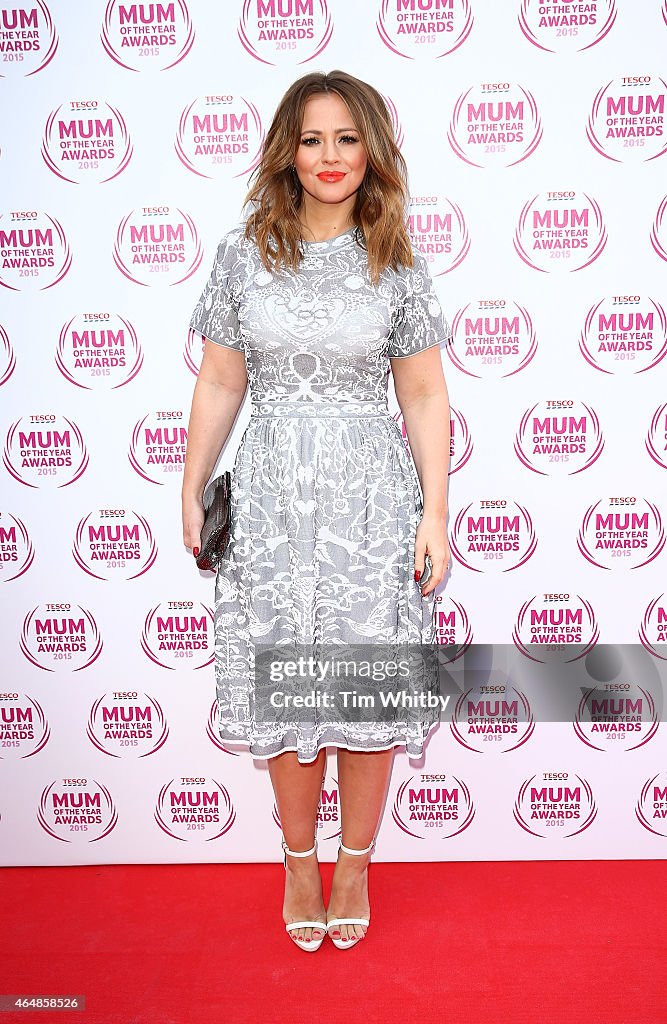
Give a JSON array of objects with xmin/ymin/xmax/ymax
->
[{"xmin": 216, "ymin": 724, "xmax": 440, "ymax": 764}]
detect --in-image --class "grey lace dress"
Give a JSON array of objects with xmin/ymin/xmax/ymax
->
[{"xmin": 188, "ymin": 223, "xmax": 452, "ymax": 763}]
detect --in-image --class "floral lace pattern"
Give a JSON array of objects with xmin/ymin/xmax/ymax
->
[{"xmin": 189, "ymin": 224, "xmax": 452, "ymax": 762}]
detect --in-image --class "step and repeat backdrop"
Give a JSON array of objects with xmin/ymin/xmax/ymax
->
[{"xmin": 1, "ymin": 0, "xmax": 666, "ymax": 865}]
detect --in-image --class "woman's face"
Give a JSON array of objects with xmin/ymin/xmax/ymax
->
[{"xmin": 293, "ymin": 92, "xmax": 368, "ymax": 210}]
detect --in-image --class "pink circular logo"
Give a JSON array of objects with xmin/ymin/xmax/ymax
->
[
  {"xmin": 140, "ymin": 601, "xmax": 214, "ymax": 670},
  {"xmin": 42, "ymin": 100, "xmax": 133, "ymax": 183},
  {"xmin": 448, "ymin": 83, "xmax": 542, "ymax": 167},
  {"xmin": 514, "ymin": 400, "xmax": 604, "ymax": 476},
  {"xmin": 129, "ymin": 409, "xmax": 187, "ymax": 485},
  {"xmin": 377, "ymin": 0, "xmax": 473, "ymax": 60},
  {"xmin": 574, "ymin": 681, "xmax": 659, "ymax": 752},
  {"xmin": 0, "ymin": 511, "xmax": 35, "ymax": 581},
  {"xmin": 57, "ymin": 313, "xmax": 142, "ymax": 390},
  {"xmin": 155, "ymin": 777, "xmax": 235, "ymax": 841},
  {"xmin": 587, "ymin": 76, "xmax": 667, "ymax": 163},
  {"xmin": 449, "ymin": 299, "xmax": 537, "ymax": 379},
  {"xmin": 113, "ymin": 206, "xmax": 202, "ymax": 287},
  {"xmin": 238, "ymin": 0, "xmax": 332, "ymax": 66},
  {"xmin": 450, "ymin": 499, "xmax": 537, "ymax": 573},
  {"xmin": 513, "ymin": 593, "xmax": 599, "ymax": 661},
  {"xmin": 392, "ymin": 773, "xmax": 475, "ymax": 840},
  {"xmin": 87, "ymin": 691, "xmax": 169, "ymax": 757},
  {"xmin": 518, "ymin": 0, "xmax": 616, "ymax": 53},
  {"xmin": 451, "ymin": 682, "xmax": 534, "ymax": 753},
  {"xmin": 0, "ymin": 693, "xmax": 49, "ymax": 758},
  {"xmin": 514, "ymin": 191, "xmax": 607, "ymax": 273},
  {"xmin": 640, "ymin": 594, "xmax": 667, "ymax": 660},
  {"xmin": 0, "ymin": 210, "xmax": 71, "ymax": 291},
  {"xmin": 0, "ymin": 324, "xmax": 16, "ymax": 385},
  {"xmin": 0, "ymin": 2, "xmax": 58, "ymax": 78},
  {"xmin": 577, "ymin": 497, "xmax": 665, "ymax": 570},
  {"xmin": 514, "ymin": 772, "xmax": 597, "ymax": 838},
  {"xmin": 20, "ymin": 603, "xmax": 103, "ymax": 672},
  {"xmin": 100, "ymin": 0, "xmax": 194, "ymax": 71},
  {"xmin": 579, "ymin": 296, "xmax": 667, "ymax": 375},
  {"xmin": 636, "ymin": 773, "xmax": 667, "ymax": 837},
  {"xmin": 650, "ymin": 194, "xmax": 667, "ymax": 262},
  {"xmin": 73, "ymin": 508, "xmax": 157, "ymax": 580},
  {"xmin": 175, "ymin": 95, "xmax": 264, "ymax": 179},
  {"xmin": 3, "ymin": 414, "xmax": 88, "ymax": 489},
  {"xmin": 408, "ymin": 196, "xmax": 469, "ymax": 275},
  {"xmin": 433, "ymin": 595, "xmax": 473, "ymax": 654},
  {"xmin": 38, "ymin": 778, "xmax": 117, "ymax": 842}
]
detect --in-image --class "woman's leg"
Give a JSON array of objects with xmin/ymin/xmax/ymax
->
[
  {"xmin": 327, "ymin": 747, "xmax": 395, "ymax": 943},
  {"xmin": 267, "ymin": 747, "xmax": 327, "ymax": 944}
]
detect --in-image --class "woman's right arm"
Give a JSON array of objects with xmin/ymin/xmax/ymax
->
[{"xmin": 181, "ymin": 339, "xmax": 248, "ymax": 557}]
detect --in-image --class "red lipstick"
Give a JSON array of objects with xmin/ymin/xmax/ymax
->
[{"xmin": 317, "ymin": 171, "xmax": 345, "ymax": 182}]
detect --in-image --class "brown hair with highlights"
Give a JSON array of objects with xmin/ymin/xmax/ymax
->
[{"xmin": 241, "ymin": 70, "xmax": 413, "ymax": 286}]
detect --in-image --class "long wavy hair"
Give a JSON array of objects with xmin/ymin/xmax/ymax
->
[{"xmin": 241, "ymin": 70, "xmax": 413, "ymax": 286}]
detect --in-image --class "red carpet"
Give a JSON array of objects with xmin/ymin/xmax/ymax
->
[{"xmin": 1, "ymin": 860, "xmax": 665, "ymax": 1024}]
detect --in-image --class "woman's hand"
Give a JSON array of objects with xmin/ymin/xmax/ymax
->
[
  {"xmin": 182, "ymin": 492, "xmax": 205, "ymax": 560},
  {"xmin": 414, "ymin": 511, "xmax": 450, "ymax": 597}
]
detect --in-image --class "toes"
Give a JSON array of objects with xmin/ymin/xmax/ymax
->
[
  {"xmin": 291, "ymin": 925, "xmax": 325, "ymax": 944},
  {"xmin": 328, "ymin": 922, "xmax": 368, "ymax": 943}
]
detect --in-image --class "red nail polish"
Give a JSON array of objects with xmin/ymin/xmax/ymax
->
[
  {"xmin": 193, "ymin": 547, "xmax": 200, "ymax": 557},
  {"xmin": 414, "ymin": 570, "xmax": 421, "ymax": 581}
]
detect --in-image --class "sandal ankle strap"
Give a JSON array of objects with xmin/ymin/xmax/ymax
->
[
  {"xmin": 338, "ymin": 836, "xmax": 376, "ymax": 856},
  {"xmin": 281, "ymin": 835, "xmax": 318, "ymax": 858}
]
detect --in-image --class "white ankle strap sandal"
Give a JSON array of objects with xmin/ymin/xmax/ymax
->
[
  {"xmin": 326, "ymin": 835, "xmax": 376, "ymax": 950},
  {"xmin": 339, "ymin": 837, "xmax": 376, "ymax": 856},
  {"xmin": 281, "ymin": 834, "xmax": 326, "ymax": 952}
]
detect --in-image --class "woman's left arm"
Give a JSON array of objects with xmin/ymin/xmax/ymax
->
[{"xmin": 390, "ymin": 345, "xmax": 451, "ymax": 596}]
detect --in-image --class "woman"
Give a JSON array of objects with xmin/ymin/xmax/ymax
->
[{"xmin": 182, "ymin": 70, "xmax": 452, "ymax": 952}]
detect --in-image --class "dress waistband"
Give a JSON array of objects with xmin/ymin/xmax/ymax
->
[{"xmin": 250, "ymin": 400, "xmax": 391, "ymax": 419}]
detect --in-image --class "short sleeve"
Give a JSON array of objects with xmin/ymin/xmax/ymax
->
[
  {"xmin": 188, "ymin": 228, "xmax": 245, "ymax": 351},
  {"xmin": 387, "ymin": 248, "xmax": 453, "ymax": 359}
]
